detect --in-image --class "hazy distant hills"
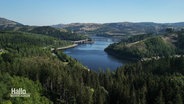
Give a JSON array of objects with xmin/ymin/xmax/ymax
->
[
  {"xmin": 52, "ymin": 22, "xmax": 184, "ymax": 36},
  {"xmin": 52, "ymin": 23, "xmax": 102, "ymax": 34},
  {"xmin": 0, "ymin": 17, "xmax": 23, "ymax": 30},
  {"xmin": 1, "ymin": 17, "xmax": 184, "ymax": 36}
]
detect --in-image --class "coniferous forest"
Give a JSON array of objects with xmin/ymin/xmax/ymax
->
[
  {"xmin": 1, "ymin": 0, "xmax": 184, "ymax": 103},
  {"xmin": 0, "ymin": 28, "xmax": 184, "ymax": 104}
]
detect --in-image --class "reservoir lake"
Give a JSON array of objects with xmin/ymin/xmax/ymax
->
[{"xmin": 64, "ymin": 36, "xmax": 129, "ymax": 71}]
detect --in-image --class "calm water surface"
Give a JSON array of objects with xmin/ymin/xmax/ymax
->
[{"xmin": 64, "ymin": 36, "xmax": 129, "ymax": 71}]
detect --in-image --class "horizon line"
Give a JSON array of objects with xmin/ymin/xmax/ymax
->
[{"xmin": 1, "ymin": 17, "xmax": 184, "ymax": 26}]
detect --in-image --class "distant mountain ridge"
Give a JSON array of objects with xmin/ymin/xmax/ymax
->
[
  {"xmin": 1, "ymin": 17, "xmax": 184, "ymax": 36},
  {"xmin": 52, "ymin": 22, "xmax": 184, "ymax": 36},
  {"xmin": 0, "ymin": 17, "xmax": 23, "ymax": 30},
  {"xmin": 0, "ymin": 17, "xmax": 22, "ymax": 25}
]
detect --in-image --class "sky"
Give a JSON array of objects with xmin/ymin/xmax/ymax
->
[{"xmin": 0, "ymin": 0, "xmax": 184, "ymax": 26}]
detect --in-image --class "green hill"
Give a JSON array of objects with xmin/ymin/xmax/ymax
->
[
  {"xmin": 0, "ymin": 31, "xmax": 71, "ymax": 51},
  {"xmin": 20, "ymin": 26, "xmax": 88, "ymax": 41},
  {"xmin": 105, "ymin": 36, "xmax": 176, "ymax": 60}
]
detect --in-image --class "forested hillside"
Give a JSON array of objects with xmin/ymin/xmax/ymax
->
[
  {"xmin": 105, "ymin": 31, "xmax": 184, "ymax": 60},
  {"xmin": 19, "ymin": 26, "xmax": 88, "ymax": 41},
  {"xmin": 0, "ymin": 31, "xmax": 95, "ymax": 103},
  {"xmin": 0, "ymin": 31, "xmax": 184, "ymax": 104},
  {"xmin": 105, "ymin": 36, "xmax": 175, "ymax": 60}
]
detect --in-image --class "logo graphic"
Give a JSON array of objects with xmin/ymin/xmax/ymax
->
[{"xmin": 10, "ymin": 88, "xmax": 31, "ymax": 97}]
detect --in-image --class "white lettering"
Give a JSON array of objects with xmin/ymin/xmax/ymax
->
[{"xmin": 10, "ymin": 88, "xmax": 30, "ymax": 97}]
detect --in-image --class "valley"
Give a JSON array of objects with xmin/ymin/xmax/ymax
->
[{"xmin": 0, "ymin": 17, "xmax": 184, "ymax": 104}]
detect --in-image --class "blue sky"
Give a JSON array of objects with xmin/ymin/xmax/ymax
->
[{"xmin": 0, "ymin": 0, "xmax": 184, "ymax": 26}]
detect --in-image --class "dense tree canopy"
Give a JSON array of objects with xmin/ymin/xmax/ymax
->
[
  {"xmin": 0, "ymin": 72, "xmax": 52, "ymax": 104},
  {"xmin": 0, "ymin": 31, "xmax": 184, "ymax": 104}
]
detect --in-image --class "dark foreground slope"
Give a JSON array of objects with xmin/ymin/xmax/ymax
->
[
  {"xmin": 0, "ymin": 31, "xmax": 184, "ymax": 104},
  {"xmin": 0, "ymin": 31, "xmax": 93, "ymax": 103},
  {"xmin": 0, "ymin": 72, "xmax": 52, "ymax": 104}
]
